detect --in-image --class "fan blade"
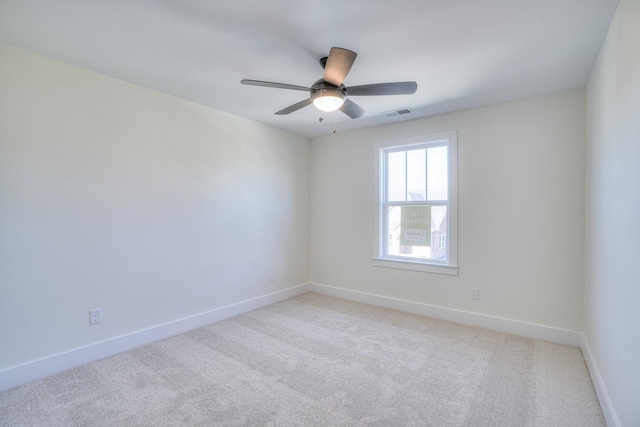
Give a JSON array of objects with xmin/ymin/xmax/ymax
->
[
  {"xmin": 241, "ymin": 79, "xmax": 310, "ymax": 92},
  {"xmin": 340, "ymin": 99, "xmax": 366, "ymax": 119},
  {"xmin": 347, "ymin": 81, "xmax": 417, "ymax": 96},
  {"xmin": 275, "ymin": 98, "xmax": 313, "ymax": 115},
  {"xmin": 323, "ymin": 47, "xmax": 357, "ymax": 87}
]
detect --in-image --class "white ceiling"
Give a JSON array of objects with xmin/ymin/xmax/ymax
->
[{"xmin": 0, "ymin": 0, "xmax": 619, "ymax": 138}]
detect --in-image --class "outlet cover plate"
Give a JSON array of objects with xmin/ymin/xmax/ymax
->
[{"xmin": 89, "ymin": 309, "xmax": 101, "ymax": 325}]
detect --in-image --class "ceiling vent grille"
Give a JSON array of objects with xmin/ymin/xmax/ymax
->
[{"xmin": 382, "ymin": 108, "xmax": 413, "ymax": 118}]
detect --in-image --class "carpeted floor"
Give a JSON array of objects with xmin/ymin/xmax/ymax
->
[{"xmin": 0, "ymin": 292, "xmax": 605, "ymax": 426}]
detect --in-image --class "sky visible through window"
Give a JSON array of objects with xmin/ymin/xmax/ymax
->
[{"xmin": 388, "ymin": 146, "xmax": 448, "ymax": 202}]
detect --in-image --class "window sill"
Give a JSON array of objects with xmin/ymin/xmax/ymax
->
[{"xmin": 372, "ymin": 258, "xmax": 458, "ymax": 276}]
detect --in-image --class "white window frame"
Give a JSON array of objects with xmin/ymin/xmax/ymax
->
[{"xmin": 373, "ymin": 130, "xmax": 458, "ymax": 275}]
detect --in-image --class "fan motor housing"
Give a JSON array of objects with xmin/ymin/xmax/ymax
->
[{"xmin": 310, "ymin": 79, "xmax": 347, "ymax": 104}]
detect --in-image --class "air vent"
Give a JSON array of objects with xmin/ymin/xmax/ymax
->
[{"xmin": 382, "ymin": 108, "xmax": 413, "ymax": 118}]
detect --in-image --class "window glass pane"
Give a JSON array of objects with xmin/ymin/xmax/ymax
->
[
  {"xmin": 406, "ymin": 148, "xmax": 426, "ymax": 201},
  {"xmin": 386, "ymin": 205, "xmax": 448, "ymax": 261},
  {"xmin": 386, "ymin": 205, "xmax": 402, "ymax": 256},
  {"xmin": 387, "ymin": 151, "xmax": 406, "ymax": 201},
  {"xmin": 427, "ymin": 146, "xmax": 448, "ymax": 201},
  {"xmin": 430, "ymin": 205, "xmax": 448, "ymax": 261}
]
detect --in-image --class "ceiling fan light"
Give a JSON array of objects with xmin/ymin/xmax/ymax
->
[{"xmin": 311, "ymin": 89, "xmax": 346, "ymax": 112}]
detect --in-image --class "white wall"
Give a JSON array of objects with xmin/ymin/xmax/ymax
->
[
  {"xmin": 310, "ymin": 90, "xmax": 585, "ymax": 331},
  {"xmin": 0, "ymin": 43, "xmax": 309, "ymax": 372},
  {"xmin": 584, "ymin": 0, "xmax": 640, "ymax": 425}
]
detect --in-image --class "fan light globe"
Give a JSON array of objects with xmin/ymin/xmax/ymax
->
[{"xmin": 312, "ymin": 89, "xmax": 346, "ymax": 112}]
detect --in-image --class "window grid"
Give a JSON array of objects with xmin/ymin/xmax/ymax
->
[
  {"xmin": 382, "ymin": 142, "xmax": 449, "ymax": 263},
  {"xmin": 373, "ymin": 131, "xmax": 457, "ymax": 275}
]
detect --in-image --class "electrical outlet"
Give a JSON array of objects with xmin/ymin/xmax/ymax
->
[
  {"xmin": 89, "ymin": 309, "xmax": 101, "ymax": 325},
  {"xmin": 471, "ymin": 288, "xmax": 479, "ymax": 300},
  {"xmin": 269, "ymin": 272, "xmax": 275, "ymax": 283}
]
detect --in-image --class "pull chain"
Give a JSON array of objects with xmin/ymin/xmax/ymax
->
[{"xmin": 318, "ymin": 112, "xmax": 337, "ymax": 134}]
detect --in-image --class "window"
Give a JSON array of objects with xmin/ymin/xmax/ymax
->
[{"xmin": 373, "ymin": 131, "xmax": 457, "ymax": 275}]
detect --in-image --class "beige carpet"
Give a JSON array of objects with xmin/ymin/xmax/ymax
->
[{"xmin": 0, "ymin": 292, "xmax": 605, "ymax": 426}]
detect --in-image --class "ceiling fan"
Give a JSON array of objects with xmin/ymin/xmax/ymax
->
[{"xmin": 241, "ymin": 47, "xmax": 417, "ymax": 119}]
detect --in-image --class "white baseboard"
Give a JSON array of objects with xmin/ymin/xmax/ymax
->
[
  {"xmin": 0, "ymin": 283, "xmax": 310, "ymax": 394},
  {"xmin": 4, "ymin": 282, "xmax": 618, "ymax": 426},
  {"xmin": 580, "ymin": 333, "xmax": 620, "ymax": 427},
  {"xmin": 309, "ymin": 283, "xmax": 582, "ymax": 347}
]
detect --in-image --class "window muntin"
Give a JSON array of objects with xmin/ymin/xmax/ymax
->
[{"xmin": 374, "ymin": 131, "xmax": 457, "ymax": 275}]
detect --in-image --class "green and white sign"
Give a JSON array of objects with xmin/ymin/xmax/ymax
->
[{"xmin": 400, "ymin": 206, "xmax": 431, "ymax": 246}]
